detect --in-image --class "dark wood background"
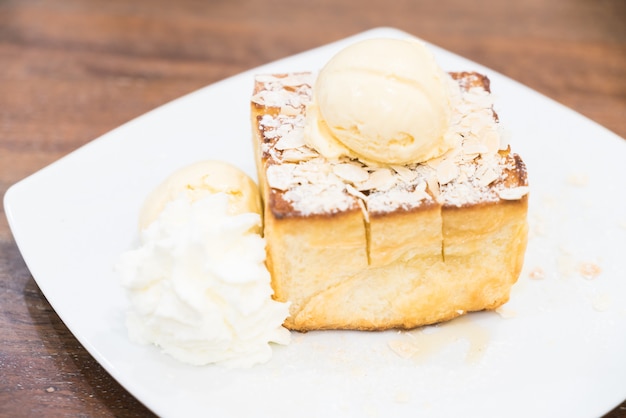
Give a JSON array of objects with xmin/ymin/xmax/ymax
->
[{"xmin": 1, "ymin": 0, "xmax": 625, "ymax": 416}]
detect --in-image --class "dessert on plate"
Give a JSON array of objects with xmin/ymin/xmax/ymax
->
[{"xmin": 251, "ymin": 38, "xmax": 529, "ymax": 331}]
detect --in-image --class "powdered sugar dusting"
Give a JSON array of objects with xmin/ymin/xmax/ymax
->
[{"xmin": 253, "ymin": 72, "xmax": 528, "ymax": 216}]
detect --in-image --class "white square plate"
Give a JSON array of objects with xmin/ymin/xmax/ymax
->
[{"xmin": 5, "ymin": 27, "xmax": 626, "ymax": 418}]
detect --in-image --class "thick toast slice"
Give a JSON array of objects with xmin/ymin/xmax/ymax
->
[{"xmin": 251, "ymin": 71, "xmax": 528, "ymax": 331}]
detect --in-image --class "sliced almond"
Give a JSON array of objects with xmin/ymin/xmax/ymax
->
[
  {"xmin": 280, "ymin": 73, "xmax": 312, "ymax": 87},
  {"xmin": 476, "ymin": 167, "xmax": 499, "ymax": 187},
  {"xmin": 358, "ymin": 167, "xmax": 397, "ymax": 191},
  {"xmin": 498, "ymin": 186, "xmax": 530, "ymax": 200},
  {"xmin": 345, "ymin": 183, "xmax": 368, "ymax": 201},
  {"xmin": 412, "ymin": 181, "xmax": 430, "ymax": 201},
  {"xmin": 482, "ymin": 128, "xmax": 501, "ymax": 154},
  {"xmin": 274, "ymin": 128, "xmax": 306, "ymax": 150},
  {"xmin": 332, "ymin": 162, "xmax": 370, "ymax": 184},
  {"xmin": 267, "ymin": 164, "xmax": 297, "ymax": 191},
  {"xmin": 436, "ymin": 158, "xmax": 459, "ymax": 185},
  {"xmin": 426, "ymin": 173, "xmax": 440, "ymax": 197},
  {"xmin": 390, "ymin": 164, "xmax": 419, "ymax": 182},
  {"xmin": 281, "ymin": 105, "xmax": 301, "ymax": 116},
  {"xmin": 462, "ymin": 139, "xmax": 489, "ymax": 155},
  {"xmin": 281, "ymin": 147, "xmax": 319, "ymax": 163}
]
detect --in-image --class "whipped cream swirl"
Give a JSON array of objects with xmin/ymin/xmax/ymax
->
[{"xmin": 117, "ymin": 192, "xmax": 290, "ymax": 368}]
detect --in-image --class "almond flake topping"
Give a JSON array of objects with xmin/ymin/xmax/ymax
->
[
  {"xmin": 498, "ymin": 186, "xmax": 530, "ymax": 200},
  {"xmin": 266, "ymin": 163, "xmax": 297, "ymax": 191},
  {"xmin": 391, "ymin": 164, "xmax": 420, "ymax": 182},
  {"xmin": 436, "ymin": 159, "xmax": 460, "ymax": 185},
  {"xmin": 274, "ymin": 128, "xmax": 306, "ymax": 150},
  {"xmin": 280, "ymin": 147, "xmax": 319, "ymax": 163},
  {"xmin": 357, "ymin": 168, "xmax": 397, "ymax": 192},
  {"xmin": 254, "ymin": 72, "xmax": 528, "ymax": 215},
  {"xmin": 332, "ymin": 162, "xmax": 370, "ymax": 184}
]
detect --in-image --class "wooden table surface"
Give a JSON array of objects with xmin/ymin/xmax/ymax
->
[{"xmin": 1, "ymin": 0, "xmax": 625, "ymax": 416}]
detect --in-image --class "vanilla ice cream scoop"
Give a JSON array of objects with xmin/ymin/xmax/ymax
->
[
  {"xmin": 138, "ymin": 160, "xmax": 261, "ymax": 231},
  {"xmin": 307, "ymin": 38, "xmax": 454, "ymax": 165}
]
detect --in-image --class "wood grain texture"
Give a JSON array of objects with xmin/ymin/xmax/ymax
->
[{"xmin": 1, "ymin": 0, "xmax": 624, "ymax": 416}]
